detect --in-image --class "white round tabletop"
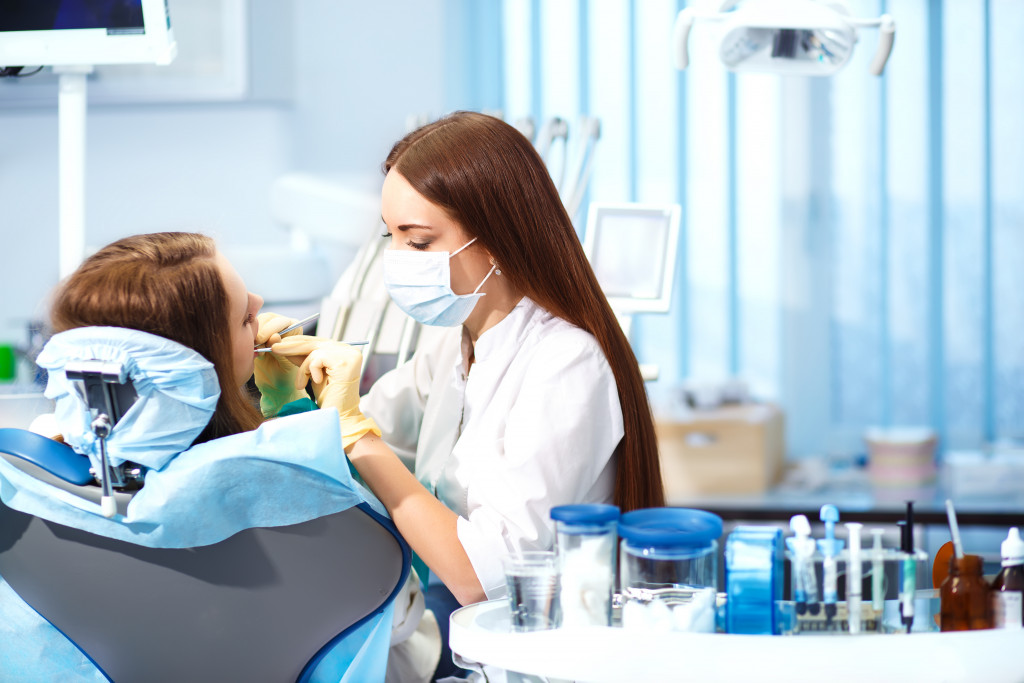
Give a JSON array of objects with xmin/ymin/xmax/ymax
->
[{"xmin": 450, "ymin": 599, "xmax": 1024, "ymax": 683}]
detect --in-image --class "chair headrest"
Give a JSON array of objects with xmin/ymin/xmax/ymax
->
[{"xmin": 35, "ymin": 327, "xmax": 220, "ymax": 472}]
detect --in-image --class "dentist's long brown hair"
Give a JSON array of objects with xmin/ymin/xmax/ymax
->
[
  {"xmin": 49, "ymin": 232, "xmax": 264, "ymax": 445},
  {"xmin": 385, "ymin": 111, "xmax": 664, "ymax": 511}
]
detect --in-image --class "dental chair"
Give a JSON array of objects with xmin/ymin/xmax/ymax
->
[{"xmin": 0, "ymin": 329, "xmax": 410, "ymax": 683}]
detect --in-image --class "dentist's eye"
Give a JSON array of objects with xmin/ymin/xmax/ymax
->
[
  {"xmin": 381, "ymin": 230, "xmax": 393, "ymax": 238},
  {"xmin": 407, "ymin": 240, "xmax": 431, "ymax": 251}
]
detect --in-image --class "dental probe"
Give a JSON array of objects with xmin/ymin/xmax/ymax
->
[
  {"xmin": 254, "ymin": 312, "xmax": 321, "ymax": 350},
  {"xmin": 276, "ymin": 312, "xmax": 320, "ymax": 336},
  {"xmin": 255, "ymin": 341, "xmax": 368, "ymax": 353}
]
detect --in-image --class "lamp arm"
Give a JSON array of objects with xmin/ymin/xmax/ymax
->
[
  {"xmin": 673, "ymin": 7, "xmax": 730, "ymax": 71},
  {"xmin": 672, "ymin": 8, "xmax": 696, "ymax": 70},
  {"xmin": 868, "ymin": 14, "xmax": 895, "ymax": 76},
  {"xmin": 846, "ymin": 13, "xmax": 896, "ymax": 75}
]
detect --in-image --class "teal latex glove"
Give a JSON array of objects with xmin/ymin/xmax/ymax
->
[
  {"xmin": 253, "ymin": 312, "xmax": 310, "ymax": 418},
  {"xmin": 272, "ymin": 337, "xmax": 381, "ymax": 449}
]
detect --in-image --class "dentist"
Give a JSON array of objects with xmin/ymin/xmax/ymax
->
[{"xmin": 276, "ymin": 112, "xmax": 663, "ymax": 669}]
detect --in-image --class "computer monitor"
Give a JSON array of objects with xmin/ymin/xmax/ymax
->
[
  {"xmin": 582, "ymin": 202, "xmax": 682, "ymax": 314},
  {"xmin": 0, "ymin": 0, "xmax": 176, "ymax": 68}
]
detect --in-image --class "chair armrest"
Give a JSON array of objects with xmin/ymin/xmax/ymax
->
[{"xmin": 0, "ymin": 428, "xmax": 93, "ymax": 485}]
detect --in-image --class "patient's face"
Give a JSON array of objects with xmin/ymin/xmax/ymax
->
[{"xmin": 215, "ymin": 251, "xmax": 264, "ymax": 387}]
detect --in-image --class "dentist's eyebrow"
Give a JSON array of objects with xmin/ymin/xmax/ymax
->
[{"xmin": 380, "ymin": 215, "xmax": 433, "ymax": 232}]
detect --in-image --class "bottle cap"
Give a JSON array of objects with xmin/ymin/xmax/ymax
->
[
  {"xmin": 550, "ymin": 503, "xmax": 620, "ymax": 525},
  {"xmin": 1002, "ymin": 527, "xmax": 1024, "ymax": 566},
  {"xmin": 618, "ymin": 507, "xmax": 723, "ymax": 549}
]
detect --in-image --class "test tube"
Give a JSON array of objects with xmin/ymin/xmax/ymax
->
[
  {"xmin": 870, "ymin": 528, "xmax": 885, "ymax": 612},
  {"xmin": 897, "ymin": 519, "xmax": 916, "ymax": 633},
  {"xmin": 845, "ymin": 522, "xmax": 863, "ymax": 634}
]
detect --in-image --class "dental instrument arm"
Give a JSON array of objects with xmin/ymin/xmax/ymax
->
[{"xmin": 561, "ymin": 117, "xmax": 601, "ymax": 221}]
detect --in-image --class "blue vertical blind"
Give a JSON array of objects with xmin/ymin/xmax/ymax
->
[{"xmin": 487, "ymin": 0, "xmax": 1023, "ymax": 456}]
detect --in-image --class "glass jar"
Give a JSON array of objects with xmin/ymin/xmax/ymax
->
[
  {"xmin": 550, "ymin": 503, "xmax": 620, "ymax": 627},
  {"xmin": 618, "ymin": 508, "xmax": 723, "ymax": 633},
  {"xmin": 940, "ymin": 554, "xmax": 993, "ymax": 631}
]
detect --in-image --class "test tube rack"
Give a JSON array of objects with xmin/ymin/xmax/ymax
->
[{"xmin": 780, "ymin": 547, "xmax": 931, "ymax": 635}]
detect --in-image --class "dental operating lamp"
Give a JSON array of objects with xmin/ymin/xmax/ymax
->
[{"xmin": 673, "ymin": 0, "xmax": 895, "ymax": 76}]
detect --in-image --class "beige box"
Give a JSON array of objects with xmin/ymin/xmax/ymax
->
[{"xmin": 656, "ymin": 403, "xmax": 785, "ymax": 497}]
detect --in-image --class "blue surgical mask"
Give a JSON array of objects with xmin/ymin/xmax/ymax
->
[{"xmin": 382, "ymin": 238, "xmax": 497, "ymax": 327}]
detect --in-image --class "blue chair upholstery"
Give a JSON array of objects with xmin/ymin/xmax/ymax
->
[{"xmin": 0, "ymin": 430, "xmax": 409, "ymax": 683}]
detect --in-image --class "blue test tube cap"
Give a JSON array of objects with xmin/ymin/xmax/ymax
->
[{"xmin": 549, "ymin": 503, "xmax": 620, "ymax": 525}]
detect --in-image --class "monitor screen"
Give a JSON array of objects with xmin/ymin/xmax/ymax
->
[
  {"xmin": 0, "ymin": 0, "xmax": 175, "ymax": 67},
  {"xmin": 0, "ymin": 1, "xmax": 144, "ymax": 33},
  {"xmin": 582, "ymin": 203, "xmax": 682, "ymax": 314}
]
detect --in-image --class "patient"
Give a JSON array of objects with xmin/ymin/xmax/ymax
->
[
  {"xmin": 2, "ymin": 231, "xmax": 439, "ymax": 682},
  {"xmin": 47, "ymin": 231, "xmax": 309, "ymax": 440}
]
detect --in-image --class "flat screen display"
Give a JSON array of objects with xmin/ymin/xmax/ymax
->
[
  {"xmin": 0, "ymin": 0, "xmax": 175, "ymax": 67},
  {"xmin": 582, "ymin": 203, "xmax": 682, "ymax": 314},
  {"xmin": 0, "ymin": 1, "xmax": 145, "ymax": 34}
]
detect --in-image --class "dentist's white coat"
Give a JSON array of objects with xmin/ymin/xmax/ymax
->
[{"xmin": 361, "ymin": 297, "xmax": 623, "ymax": 598}]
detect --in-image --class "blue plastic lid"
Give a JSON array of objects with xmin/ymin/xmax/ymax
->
[
  {"xmin": 618, "ymin": 508, "xmax": 723, "ymax": 549},
  {"xmin": 550, "ymin": 503, "xmax": 620, "ymax": 525}
]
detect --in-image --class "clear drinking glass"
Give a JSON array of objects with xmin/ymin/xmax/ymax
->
[{"xmin": 502, "ymin": 550, "xmax": 561, "ymax": 632}]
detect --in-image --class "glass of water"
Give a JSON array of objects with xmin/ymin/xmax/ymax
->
[{"xmin": 502, "ymin": 551, "xmax": 561, "ymax": 632}]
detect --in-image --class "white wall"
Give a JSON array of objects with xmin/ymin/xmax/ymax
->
[
  {"xmin": 290, "ymin": 1, "xmax": 453, "ymax": 177},
  {"xmin": 0, "ymin": 0, "xmax": 456, "ymax": 356}
]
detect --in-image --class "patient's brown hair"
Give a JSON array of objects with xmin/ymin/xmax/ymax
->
[{"xmin": 50, "ymin": 232, "xmax": 263, "ymax": 444}]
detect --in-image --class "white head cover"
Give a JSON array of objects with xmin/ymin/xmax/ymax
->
[{"xmin": 35, "ymin": 327, "xmax": 220, "ymax": 473}]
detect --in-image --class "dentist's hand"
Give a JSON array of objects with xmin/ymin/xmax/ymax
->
[
  {"xmin": 272, "ymin": 337, "xmax": 381, "ymax": 449},
  {"xmin": 252, "ymin": 312, "xmax": 309, "ymax": 417}
]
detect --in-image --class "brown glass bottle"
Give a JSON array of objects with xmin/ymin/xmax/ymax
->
[{"xmin": 940, "ymin": 554, "xmax": 993, "ymax": 631}]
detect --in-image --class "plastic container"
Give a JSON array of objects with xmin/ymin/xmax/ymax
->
[
  {"xmin": 940, "ymin": 554, "xmax": 993, "ymax": 631},
  {"xmin": 550, "ymin": 504, "xmax": 620, "ymax": 627},
  {"xmin": 727, "ymin": 525, "xmax": 784, "ymax": 634},
  {"xmin": 991, "ymin": 527, "xmax": 1024, "ymax": 630},
  {"xmin": 618, "ymin": 507, "xmax": 723, "ymax": 633}
]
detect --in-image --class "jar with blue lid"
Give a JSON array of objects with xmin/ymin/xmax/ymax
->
[
  {"xmin": 618, "ymin": 507, "xmax": 723, "ymax": 633},
  {"xmin": 550, "ymin": 503, "xmax": 620, "ymax": 627}
]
